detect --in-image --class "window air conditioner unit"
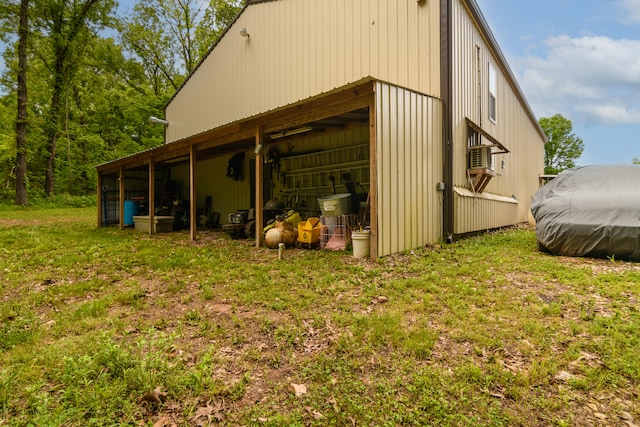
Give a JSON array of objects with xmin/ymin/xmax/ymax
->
[{"xmin": 469, "ymin": 146, "xmax": 493, "ymax": 170}]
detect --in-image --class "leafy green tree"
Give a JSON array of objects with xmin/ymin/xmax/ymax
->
[
  {"xmin": 539, "ymin": 114, "xmax": 584, "ymax": 175},
  {"xmin": 58, "ymin": 37, "xmax": 166, "ymax": 193},
  {"xmin": 31, "ymin": 0, "xmax": 117, "ymax": 196},
  {"xmin": 0, "ymin": 0, "xmax": 244, "ymax": 200},
  {"xmin": 120, "ymin": 0, "xmax": 244, "ymax": 93},
  {"xmin": 633, "ymin": 157, "xmax": 640, "ymax": 165}
]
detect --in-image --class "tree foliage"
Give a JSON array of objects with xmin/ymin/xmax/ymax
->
[
  {"xmin": 539, "ymin": 114, "xmax": 584, "ymax": 175},
  {"xmin": 0, "ymin": 0, "xmax": 245, "ymax": 202},
  {"xmin": 120, "ymin": 0, "xmax": 243, "ymax": 92}
]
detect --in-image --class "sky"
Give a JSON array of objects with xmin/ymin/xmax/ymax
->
[{"xmin": 475, "ymin": 0, "xmax": 640, "ymax": 165}]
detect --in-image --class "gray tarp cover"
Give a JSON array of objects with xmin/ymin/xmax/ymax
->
[{"xmin": 530, "ymin": 165, "xmax": 640, "ymax": 261}]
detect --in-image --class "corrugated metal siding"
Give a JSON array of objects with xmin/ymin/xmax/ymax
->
[
  {"xmin": 271, "ymin": 126, "xmax": 370, "ymax": 212},
  {"xmin": 450, "ymin": 0, "xmax": 544, "ymax": 234},
  {"xmin": 453, "ymin": 187, "xmax": 518, "ymax": 233},
  {"xmin": 375, "ymin": 82, "xmax": 443, "ymax": 257},
  {"xmin": 172, "ymin": 156, "xmax": 251, "ymax": 223},
  {"xmin": 166, "ymin": 0, "xmax": 440, "ymax": 144}
]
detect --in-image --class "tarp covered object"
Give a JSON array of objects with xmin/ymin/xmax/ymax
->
[{"xmin": 530, "ymin": 165, "xmax": 640, "ymax": 261}]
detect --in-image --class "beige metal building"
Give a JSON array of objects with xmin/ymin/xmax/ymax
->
[{"xmin": 96, "ymin": 0, "xmax": 546, "ymax": 258}]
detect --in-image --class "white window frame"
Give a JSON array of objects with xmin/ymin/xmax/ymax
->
[{"xmin": 488, "ymin": 62, "xmax": 497, "ymax": 124}]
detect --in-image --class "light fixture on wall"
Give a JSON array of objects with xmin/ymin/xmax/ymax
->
[
  {"xmin": 254, "ymin": 144, "xmax": 263, "ymax": 154},
  {"xmin": 240, "ymin": 27, "xmax": 250, "ymax": 38},
  {"xmin": 149, "ymin": 116, "xmax": 169, "ymax": 126},
  {"xmin": 270, "ymin": 126, "xmax": 313, "ymax": 139}
]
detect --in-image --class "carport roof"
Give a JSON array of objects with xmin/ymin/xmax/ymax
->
[{"xmin": 96, "ymin": 79, "xmax": 375, "ymax": 175}]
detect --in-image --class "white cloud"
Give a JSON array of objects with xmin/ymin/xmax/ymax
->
[
  {"xmin": 516, "ymin": 35, "xmax": 640, "ymax": 125},
  {"xmin": 618, "ymin": 0, "xmax": 640, "ymax": 23}
]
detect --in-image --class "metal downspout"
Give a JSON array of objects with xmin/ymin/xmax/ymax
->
[{"xmin": 441, "ymin": 0, "xmax": 454, "ymax": 243}]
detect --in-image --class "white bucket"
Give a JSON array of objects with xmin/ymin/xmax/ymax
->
[{"xmin": 351, "ymin": 230, "xmax": 370, "ymax": 258}]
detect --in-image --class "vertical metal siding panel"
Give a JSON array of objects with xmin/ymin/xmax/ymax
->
[
  {"xmin": 430, "ymin": 97, "xmax": 438, "ymax": 241},
  {"xmin": 385, "ymin": 83, "xmax": 393, "ymax": 256},
  {"xmin": 412, "ymin": 0, "xmax": 439, "ymax": 96},
  {"xmin": 410, "ymin": 92, "xmax": 419, "ymax": 247},
  {"xmin": 413, "ymin": 92, "xmax": 421, "ymax": 248},
  {"xmin": 349, "ymin": 0, "xmax": 360, "ymax": 81},
  {"xmin": 276, "ymin": 4, "xmax": 285, "ymax": 106},
  {"xmin": 292, "ymin": 0, "xmax": 302, "ymax": 100},
  {"xmin": 395, "ymin": 87, "xmax": 403, "ymax": 253},
  {"xmin": 435, "ymin": 99, "xmax": 444, "ymax": 241},
  {"xmin": 426, "ymin": 97, "xmax": 435, "ymax": 241},
  {"xmin": 407, "ymin": 2, "xmax": 418, "ymax": 92},
  {"xmin": 429, "ymin": 0, "xmax": 441, "ymax": 95},
  {"xmin": 305, "ymin": 0, "xmax": 314, "ymax": 98},
  {"xmin": 387, "ymin": 0, "xmax": 399, "ymax": 85},
  {"xmin": 396, "ymin": 88, "xmax": 406, "ymax": 251},
  {"xmin": 419, "ymin": 95, "xmax": 427, "ymax": 242},
  {"xmin": 403, "ymin": 90, "xmax": 413, "ymax": 248},
  {"xmin": 417, "ymin": 0, "xmax": 426, "ymax": 92},
  {"xmin": 337, "ymin": 0, "xmax": 348, "ymax": 86},
  {"xmin": 378, "ymin": 82, "xmax": 390, "ymax": 256},
  {"xmin": 329, "ymin": 0, "xmax": 338, "ymax": 89},
  {"xmin": 374, "ymin": 82, "xmax": 381, "ymax": 253},
  {"xmin": 381, "ymin": 0, "xmax": 390, "ymax": 80},
  {"xmin": 375, "ymin": 82, "xmax": 443, "ymax": 256},
  {"xmin": 369, "ymin": 0, "xmax": 380, "ymax": 79},
  {"xmin": 402, "ymin": 1, "xmax": 410, "ymax": 89},
  {"xmin": 192, "ymin": 155, "xmax": 250, "ymax": 223},
  {"xmin": 389, "ymin": 85, "xmax": 399, "ymax": 253},
  {"xmin": 302, "ymin": 0, "xmax": 312, "ymax": 100},
  {"xmin": 362, "ymin": 0, "xmax": 370, "ymax": 79},
  {"xmin": 321, "ymin": 0, "xmax": 330, "ymax": 91},
  {"xmin": 318, "ymin": 0, "xmax": 327, "ymax": 94}
]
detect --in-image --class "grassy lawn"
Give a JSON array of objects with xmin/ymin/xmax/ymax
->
[{"xmin": 1, "ymin": 207, "xmax": 639, "ymax": 426}]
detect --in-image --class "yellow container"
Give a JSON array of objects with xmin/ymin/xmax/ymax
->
[
  {"xmin": 285, "ymin": 210, "xmax": 302, "ymax": 227},
  {"xmin": 297, "ymin": 217, "xmax": 321, "ymax": 244}
]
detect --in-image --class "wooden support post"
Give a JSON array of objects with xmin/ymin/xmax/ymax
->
[
  {"xmin": 148, "ymin": 158, "xmax": 155, "ymax": 236},
  {"xmin": 97, "ymin": 173, "xmax": 102, "ymax": 227},
  {"xmin": 119, "ymin": 166, "xmax": 125, "ymax": 230},
  {"xmin": 368, "ymin": 98, "xmax": 378, "ymax": 259},
  {"xmin": 255, "ymin": 126, "xmax": 264, "ymax": 248},
  {"xmin": 190, "ymin": 144, "xmax": 197, "ymax": 241}
]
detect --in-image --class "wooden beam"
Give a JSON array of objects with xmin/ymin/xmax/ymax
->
[
  {"xmin": 97, "ymin": 173, "xmax": 102, "ymax": 227},
  {"xmin": 468, "ymin": 168, "xmax": 495, "ymax": 193},
  {"xmin": 119, "ymin": 166, "xmax": 125, "ymax": 230},
  {"xmin": 148, "ymin": 159, "xmax": 155, "ymax": 236},
  {"xmin": 96, "ymin": 81, "xmax": 376, "ymax": 174},
  {"xmin": 255, "ymin": 126, "xmax": 264, "ymax": 248},
  {"xmin": 189, "ymin": 144, "xmax": 197, "ymax": 241}
]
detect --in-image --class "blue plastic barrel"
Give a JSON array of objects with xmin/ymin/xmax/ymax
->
[{"xmin": 124, "ymin": 200, "xmax": 140, "ymax": 226}]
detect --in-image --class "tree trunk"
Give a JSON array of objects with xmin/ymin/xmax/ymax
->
[
  {"xmin": 43, "ymin": 0, "xmax": 101, "ymax": 198},
  {"xmin": 44, "ymin": 94, "xmax": 60, "ymax": 197},
  {"xmin": 15, "ymin": 0, "xmax": 29, "ymax": 206}
]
